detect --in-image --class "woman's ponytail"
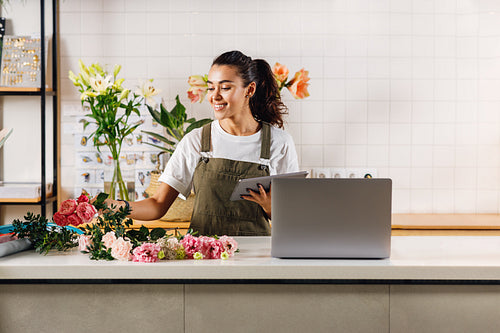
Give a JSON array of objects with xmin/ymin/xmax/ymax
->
[
  {"xmin": 248, "ymin": 59, "xmax": 287, "ymax": 128},
  {"xmin": 212, "ymin": 51, "xmax": 288, "ymax": 128}
]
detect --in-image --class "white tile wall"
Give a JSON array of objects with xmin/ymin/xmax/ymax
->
[{"xmin": 3, "ymin": 0, "xmax": 500, "ymax": 215}]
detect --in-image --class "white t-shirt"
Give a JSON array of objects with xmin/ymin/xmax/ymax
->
[{"xmin": 158, "ymin": 120, "xmax": 299, "ymax": 198}]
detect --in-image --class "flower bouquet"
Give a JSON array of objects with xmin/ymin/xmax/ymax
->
[
  {"xmin": 68, "ymin": 60, "xmax": 159, "ymax": 200},
  {"xmin": 272, "ymin": 63, "xmax": 310, "ymax": 99},
  {"xmin": 11, "ymin": 193, "xmax": 238, "ymax": 262}
]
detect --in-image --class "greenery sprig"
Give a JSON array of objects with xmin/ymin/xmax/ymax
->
[{"xmin": 11, "ymin": 212, "xmax": 78, "ymax": 255}]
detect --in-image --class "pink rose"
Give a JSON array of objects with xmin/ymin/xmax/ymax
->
[
  {"xmin": 180, "ymin": 234, "xmax": 200, "ymax": 259},
  {"xmin": 78, "ymin": 234, "xmax": 92, "ymax": 252},
  {"xmin": 77, "ymin": 193, "xmax": 90, "ymax": 204},
  {"xmin": 111, "ymin": 237, "xmax": 133, "ymax": 261},
  {"xmin": 67, "ymin": 213, "xmax": 83, "ymax": 226},
  {"xmin": 218, "ymin": 235, "xmax": 238, "ymax": 256},
  {"xmin": 102, "ymin": 231, "xmax": 116, "ymax": 249},
  {"xmin": 76, "ymin": 202, "xmax": 97, "ymax": 224},
  {"xmin": 53, "ymin": 211, "xmax": 69, "ymax": 226},
  {"xmin": 198, "ymin": 236, "xmax": 224, "ymax": 259},
  {"xmin": 59, "ymin": 199, "xmax": 77, "ymax": 215},
  {"xmin": 132, "ymin": 243, "xmax": 161, "ymax": 263}
]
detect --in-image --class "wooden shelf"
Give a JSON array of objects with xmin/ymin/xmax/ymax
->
[
  {"xmin": 0, "ymin": 196, "xmax": 56, "ymax": 204},
  {"xmin": 392, "ymin": 214, "xmax": 500, "ymax": 230},
  {"xmin": 0, "ymin": 87, "xmax": 52, "ymax": 92}
]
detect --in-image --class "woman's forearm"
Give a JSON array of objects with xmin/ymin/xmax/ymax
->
[{"xmin": 107, "ymin": 183, "xmax": 180, "ymax": 221}]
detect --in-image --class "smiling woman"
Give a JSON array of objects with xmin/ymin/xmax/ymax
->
[{"xmin": 103, "ymin": 51, "xmax": 300, "ymax": 236}]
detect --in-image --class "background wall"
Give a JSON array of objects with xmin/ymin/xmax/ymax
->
[{"xmin": 2, "ymin": 0, "xmax": 500, "ymax": 219}]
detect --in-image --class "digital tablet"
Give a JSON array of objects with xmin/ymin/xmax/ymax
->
[{"xmin": 229, "ymin": 171, "xmax": 308, "ymax": 201}]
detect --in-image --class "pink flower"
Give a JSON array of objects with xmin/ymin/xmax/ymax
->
[
  {"xmin": 111, "ymin": 237, "xmax": 133, "ymax": 261},
  {"xmin": 67, "ymin": 213, "xmax": 84, "ymax": 226},
  {"xmin": 188, "ymin": 75, "xmax": 206, "ymax": 86},
  {"xmin": 132, "ymin": 243, "xmax": 161, "ymax": 263},
  {"xmin": 198, "ymin": 236, "xmax": 224, "ymax": 259},
  {"xmin": 78, "ymin": 234, "xmax": 92, "ymax": 252},
  {"xmin": 77, "ymin": 193, "xmax": 90, "ymax": 204},
  {"xmin": 218, "ymin": 236, "xmax": 238, "ymax": 256},
  {"xmin": 53, "ymin": 211, "xmax": 69, "ymax": 226},
  {"xmin": 59, "ymin": 199, "xmax": 77, "ymax": 215},
  {"xmin": 286, "ymin": 68, "xmax": 310, "ymax": 99},
  {"xmin": 187, "ymin": 85, "xmax": 207, "ymax": 103},
  {"xmin": 76, "ymin": 202, "xmax": 97, "ymax": 224},
  {"xmin": 187, "ymin": 75, "xmax": 208, "ymax": 103},
  {"xmin": 102, "ymin": 231, "xmax": 116, "ymax": 249},
  {"xmin": 180, "ymin": 234, "xmax": 200, "ymax": 259}
]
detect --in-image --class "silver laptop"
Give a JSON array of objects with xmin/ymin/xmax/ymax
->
[{"xmin": 271, "ymin": 178, "xmax": 392, "ymax": 259}]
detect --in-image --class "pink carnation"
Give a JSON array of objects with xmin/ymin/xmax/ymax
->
[
  {"xmin": 111, "ymin": 237, "xmax": 133, "ymax": 261},
  {"xmin": 78, "ymin": 234, "xmax": 92, "ymax": 252},
  {"xmin": 180, "ymin": 234, "xmax": 200, "ymax": 259},
  {"xmin": 132, "ymin": 243, "xmax": 161, "ymax": 263},
  {"xmin": 67, "ymin": 213, "xmax": 83, "ymax": 226},
  {"xmin": 59, "ymin": 199, "xmax": 77, "ymax": 215},
  {"xmin": 53, "ymin": 211, "xmax": 69, "ymax": 226},
  {"xmin": 102, "ymin": 231, "xmax": 116, "ymax": 249},
  {"xmin": 198, "ymin": 236, "xmax": 224, "ymax": 259},
  {"xmin": 77, "ymin": 194, "xmax": 90, "ymax": 204},
  {"xmin": 76, "ymin": 202, "xmax": 97, "ymax": 224},
  {"xmin": 218, "ymin": 236, "xmax": 238, "ymax": 256}
]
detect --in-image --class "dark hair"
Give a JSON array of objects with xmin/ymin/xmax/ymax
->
[{"xmin": 212, "ymin": 50, "xmax": 288, "ymax": 128}]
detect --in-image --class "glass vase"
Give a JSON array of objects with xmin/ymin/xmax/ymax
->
[{"xmin": 108, "ymin": 158, "xmax": 129, "ymax": 201}]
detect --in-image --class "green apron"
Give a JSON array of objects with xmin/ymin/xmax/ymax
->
[{"xmin": 189, "ymin": 121, "xmax": 271, "ymax": 236}]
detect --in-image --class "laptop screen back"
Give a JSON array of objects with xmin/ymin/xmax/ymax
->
[{"xmin": 271, "ymin": 178, "xmax": 392, "ymax": 259}]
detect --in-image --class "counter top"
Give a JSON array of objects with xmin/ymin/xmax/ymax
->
[{"xmin": 2, "ymin": 236, "xmax": 500, "ymax": 282}]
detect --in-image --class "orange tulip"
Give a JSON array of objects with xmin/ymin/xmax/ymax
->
[
  {"xmin": 286, "ymin": 69, "xmax": 310, "ymax": 99},
  {"xmin": 272, "ymin": 62, "xmax": 289, "ymax": 88}
]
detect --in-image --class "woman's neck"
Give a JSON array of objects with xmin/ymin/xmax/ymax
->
[{"xmin": 219, "ymin": 118, "xmax": 261, "ymax": 136}]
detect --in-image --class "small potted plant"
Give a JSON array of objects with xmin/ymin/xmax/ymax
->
[{"xmin": 142, "ymin": 95, "xmax": 211, "ymax": 221}]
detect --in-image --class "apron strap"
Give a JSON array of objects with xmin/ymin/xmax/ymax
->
[
  {"xmin": 260, "ymin": 122, "xmax": 271, "ymax": 160},
  {"xmin": 201, "ymin": 122, "xmax": 212, "ymax": 153}
]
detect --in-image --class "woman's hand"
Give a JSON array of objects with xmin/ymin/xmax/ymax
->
[
  {"xmin": 242, "ymin": 184, "xmax": 271, "ymax": 219},
  {"xmin": 89, "ymin": 197, "xmax": 127, "ymax": 214}
]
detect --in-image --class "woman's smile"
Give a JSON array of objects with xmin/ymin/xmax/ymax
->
[{"xmin": 213, "ymin": 103, "xmax": 227, "ymax": 112}]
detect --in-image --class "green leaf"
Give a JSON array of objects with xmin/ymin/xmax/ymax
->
[
  {"xmin": 185, "ymin": 118, "xmax": 212, "ymax": 135},
  {"xmin": 139, "ymin": 225, "xmax": 149, "ymax": 238},
  {"xmin": 146, "ymin": 104, "xmax": 162, "ymax": 124},
  {"xmin": 160, "ymin": 104, "xmax": 176, "ymax": 129},
  {"xmin": 170, "ymin": 95, "xmax": 186, "ymax": 122},
  {"xmin": 167, "ymin": 128, "xmax": 183, "ymax": 141},
  {"xmin": 150, "ymin": 228, "xmax": 166, "ymax": 241},
  {"xmin": 141, "ymin": 130, "xmax": 177, "ymax": 147},
  {"xmin": 143, "ymin": 142, "xmax": 175, "ymax": 155}
]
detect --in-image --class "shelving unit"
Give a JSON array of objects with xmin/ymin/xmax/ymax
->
[{"xmin": 0, "ymin": 0, "xmax": 58, "ymax": 216}]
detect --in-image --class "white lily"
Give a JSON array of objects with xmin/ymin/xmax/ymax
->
[
  {"xmin": 136, "ymin": 79, "xmax": 160, "ymax": 106},
  {"xmin": 118, "ymin": 89, "xmax": 130, "ymax": 102},
  {"xmin": 68, "ymin": 70, "xmax": 79, "ymax": 86},
  {"xmin": 113, "ymin": 64, "xmax": 122, "ymax": 78},
  {"xmin": 80, "ymin": 90, "xmax": 97, "ymax": 100},
  {"xmin": 89, "ymin": 74, "xmax": 113, "ymax": 94}
]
